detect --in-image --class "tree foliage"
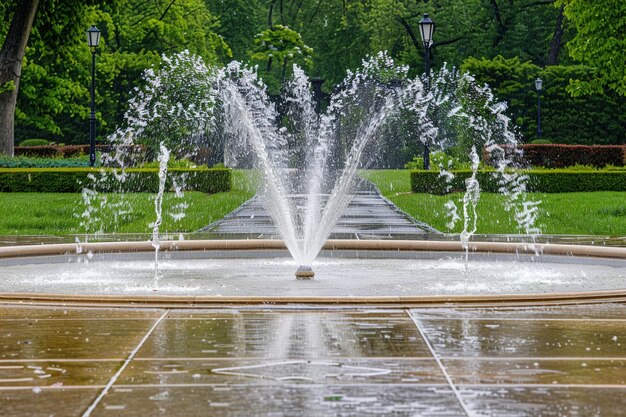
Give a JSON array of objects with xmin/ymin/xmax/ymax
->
[
  {"xmin": 0, "ymin": 0, "xmax": 624, "ymax": 149},
  {"xmin": 11, "ymin": 0, "xmax": 228, "ymax": 145},
  {"xmin": 557, "ymin": 0, "xmax": 626, "ymax": 96},
  {"xmin": 249, "ymin": 24, "xmax": 312, "ymax": 92}
]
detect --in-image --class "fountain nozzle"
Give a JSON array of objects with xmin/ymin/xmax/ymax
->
[{"xmin": 295, "ymin": 265, "xmax": 315, "ymax": 280}]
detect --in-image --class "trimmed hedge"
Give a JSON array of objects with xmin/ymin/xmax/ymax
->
[
  {"xmin": 483, "ymin": 144, "xmax": 626, "ymax": 168},
  {"xmin": 462, "ymin": 56, "xmax": 626, "ymax": 145},
  {"xmin": 0, "ymin": 168, "xmax": 231, "ymax": 193},
  {"xmin": 0, "ymin": 155, "xmax": 92, "ymax": 168},
  {"xmin": 14, "ymin": 144, "xmax": 143, "ymax": 158},
  {"xmin": 411, "ymin": 170, "xmax": 626, "ymax": 194},
  {"xmin": 19, "ymin": 139, "xmax": 50, "ymax": 147}
]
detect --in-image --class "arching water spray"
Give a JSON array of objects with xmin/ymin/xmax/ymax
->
[{"xmin": 151, "ymin": 143, "xmax": 170, "ymax": 289}]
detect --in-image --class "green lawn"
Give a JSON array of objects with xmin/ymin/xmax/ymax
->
[
  {"xmin": 362, "ymin": 170, "xmax": 626, "ymax": 236},
  {"xmin": 0, "ymin": 170, "xmax": 255, "ymax": 236},
  {"xmin": 2, "ymin": 169, "xmax": 624, "ymax": 236}
]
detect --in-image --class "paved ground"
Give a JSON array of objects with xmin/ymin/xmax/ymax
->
[
  {"xmin": 201, "ymin": 183, "xmax": 437, "ymax": 238},
  {"xmin": 1, "ymin": 303, "xmax": 625, "ymax": 416}
]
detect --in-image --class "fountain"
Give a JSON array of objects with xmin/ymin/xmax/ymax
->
[
  {"xmin": 0, "ymin": 50, "xmax": 624, "ymax": 303},
  {"xmin": 1, "ymin": 52, "xmax": 624, "ymax": 417},
  {"xmin": 217, "ymin": 57, "xmax": 398, "ymax": 277}
]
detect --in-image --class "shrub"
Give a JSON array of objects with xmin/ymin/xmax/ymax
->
[
  {"xmin": 530, "ymin": 139, "xmax": 552, "ymax": 144},
  {"xmin": 462, "ymin": 56, "xmax": 626, "ymax": 145},
  {"xmin": 14, "ymin": 146, "xmax": 62, "ymax": 158},
  {"xmin": 0, "ymin": 168, "xmax": 231, "ymax": 193},
  {"xmin": 0, "ymin": 155, "xmax": 93, "ymax": 168},
  {"xmin": 411, "ymin": 169, "xmax": 626, "ymax": 194},
  {"xmin": 19, "ymin": 139, "xmax": 49, "ymax": 147},
  {"xmin": 483, "ymin": 144, "xmax": 626, "ymax": 168},
  {"xmin": 61, "ymin": 145, "xmax": 89, "ymax": 157},
  {"xmin": 140, "ymin": 158, "xmax": 197, "ymax": 169},
  {"xmin": 405, "ymin": 152, "xmax": 475, "ymax": 171},
  {"xmin": 11, "ymin": 144, "xmax": 147, "ymax": 160}
]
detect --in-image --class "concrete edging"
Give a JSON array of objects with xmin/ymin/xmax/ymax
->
[{"xmin": 1, "ymin": 239, "xmax": 626, "ymax": 260}]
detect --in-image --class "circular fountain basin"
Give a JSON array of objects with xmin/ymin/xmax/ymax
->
[{"xmin": 0, "ymin": 240, "xmax": 625, "ymax": 305}]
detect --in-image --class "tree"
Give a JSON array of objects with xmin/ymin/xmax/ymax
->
[
  {"xmin": 249, "ymin": 24, "xmax": 312, "ymax": 92},
  {"xmin": 557, "ymin": 0, "xmax": 626, "ymax": 96},
  {"xmin": 5, "ymin": 0, "xmax": 228, "ymax": 147},
  {"xmin": 0, "ymin": 0, "xmax": 39, "ymax": 156},
  {"xmin": 97, "ymin": 0, "xmax": 229, "ymax": 134},
  {"xmin": 207, "ymin": 0, "xmax": 264, "ymax": 61}
]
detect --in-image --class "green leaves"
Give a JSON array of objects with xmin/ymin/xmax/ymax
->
[
  {"xmin": 249, "ymin": 24, "xmax": 312, "ymax": 92},
  {"xmin": 558, "ymin": 0, "xmax": 626, "ymax": 96},
  {"xmin": 11, "ymin": 0, "xmax": 228, "ymax": 145},
  {"xmin": 0, "ymin": 80, "xmax": 15, "ymax": 95}
]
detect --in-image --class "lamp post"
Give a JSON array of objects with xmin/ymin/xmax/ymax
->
[
  {"xmin": 535, "ymin": 77, "xmax": 543, "ymax": 140},
  {"xmin": 87, "ymin": 25, "xmax": 101, "ymax": 167},
  {"xmin": 419, "ymin": 13, "xmax": 435, "ymax": 170}
]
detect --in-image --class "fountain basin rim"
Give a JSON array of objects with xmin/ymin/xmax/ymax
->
[
  {"xmin": 1, "ymin": 239, "xmax": 625, "ymax": 260},
  {"xmin": 1, "ymin": 239, "xmax": 625, "ymax": 307},
  {"xmin": 1, "ymin": 289, "xmax": 625, "ymax": 308}
]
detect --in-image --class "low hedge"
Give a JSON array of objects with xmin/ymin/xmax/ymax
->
[
  {"xmin": 18, "ymin": 139, "xmax": 50, "ymax": 147},
  {"xmin": 0, "ymin": 168, "xmax": 231, "ymax": 193},
  {"xmin": 411, "ymin": 170, "xmax": 626, "ymax": 194},
  {"xmin": 0, "ymin": 155, "xmax": 93, "ymax": 168},
  {"xmin": 483, "ymin": 144, "xmax": 626, "ymax": 168},
  {"xmin": 14, "ymin": 144, "xmax": 144, "ymax": 158}
]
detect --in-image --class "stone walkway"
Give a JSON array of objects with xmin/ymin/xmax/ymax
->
[
  {"xmin": 1, "ymin": 303, "xmax": 625, "ymax": 416},
  {"xmin": 201, "ymin": 182, "xmax": 437, "ymax": 238}
]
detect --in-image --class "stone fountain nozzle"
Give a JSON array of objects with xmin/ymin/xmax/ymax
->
[{"xmin": 295, "ymin": 265, "xmax": 315, "ymax": 279}]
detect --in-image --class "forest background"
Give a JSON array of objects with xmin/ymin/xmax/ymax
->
[{"xmin": 0, "ymin": 0, "xmax": 624, "ymax": 165}]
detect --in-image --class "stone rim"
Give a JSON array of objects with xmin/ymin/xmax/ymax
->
[{"xmin": 0, "ymin": 239, "xmax": 625, "ymax": 307}]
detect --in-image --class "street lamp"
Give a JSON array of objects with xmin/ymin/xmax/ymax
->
[
  {"xmin": 535, "ymin": 77, "xmax": 543, "ymax": 139},
  {"xmin": 87, "ymin": 25, "xmax": 101, "ymax": 167},
  {"xmin": 419, "ymin": 13, "xmax": 435, "ymax": 170}
]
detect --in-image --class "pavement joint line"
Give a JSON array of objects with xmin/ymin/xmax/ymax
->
[
  {"xmin": 3, "ymin": 356, "xmax": 623, "ymax": 363},
  {"xmin": 0, "ymin": 386, "xmax": 106, "ymax": 391},
  {"xmin": 80, "ymin": 310, "xmax": 169, "ymax": 417},
  {"xmin": 455, "ymin": 383, "xmax": 626, "ymax": 389},
  {"xmin": 2, "ymin": 383, "xmax": 625, "ymax": 391},
  {"xmin": 0, "ymin": 383, "xmax": 452, "ymax": 390},
  {"xmin": 409, "ymin": 317, "xmax": 626, "ymax": 322},
  {"xmin": 407, "ymin": 310, "xmax": 474, "ymax": 417},
  {"xmin": 131, "ymin": 356, "xmax": 438, "ymax": 361},
  {"xmin": 439, "ymin": 357, "xmax": 626, "ymax": 361},
  {"xmin": 0, "ymin": 359, "xmax": 125, "ymax": 363},
  {"xmin": 110, "ymin": 383, "xmax": 453, "ymax": 388},
  {"xmin": 0, "ymin": 318, "xmax": 166, "ymax": 322}
]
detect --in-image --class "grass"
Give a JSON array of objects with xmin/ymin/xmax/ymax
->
[
  {"xmin": 2, "ymin": 168, "xmax": 624, "ymax": 236},
  {"xmin": 0, "ymin": 170, "xmax": 256, "ymax": 236},
  {"xmin": 362, "ymin": 170, "xmax": 626, "ymax": 236}
]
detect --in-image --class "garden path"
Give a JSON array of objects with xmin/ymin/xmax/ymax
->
[{"xmin": 201, "ymin": 181, "xmax": 438, "ymax": 238}]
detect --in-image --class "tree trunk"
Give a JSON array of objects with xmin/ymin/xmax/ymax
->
[
  {"xmin": 0, "ymin": 0, "xmax": 40, "ymax": 156},
  {"xmin": 547, "ymin": 5, "xmax": 565, "ymax": 66}
]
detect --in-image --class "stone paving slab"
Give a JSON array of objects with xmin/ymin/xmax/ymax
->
[
  {"xmin": 1, "ymin": 304, "xmax": 625, "ymax": 416},
  {"xmin": 136, "ymin": 311, "xmax": 430, "ymax": 359},
  {"xmin": 92, "ymin": 385, "xmax": 466, "ymax": 417},
  {"xmin": 414, "ymin": 318, "xmax": 626, "ymax": 358}
]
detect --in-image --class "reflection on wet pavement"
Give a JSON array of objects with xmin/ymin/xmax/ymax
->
[
  {"xmin": 96, "ymin": 385, "xmax": 466, "ymax": 416},
  {"xmin": 0, "ymin": 304, "xmax": 624, "ymax": 416},
  {"xmin": 139, "ymin": 312, "xmax": 429, "ymax": 359}
]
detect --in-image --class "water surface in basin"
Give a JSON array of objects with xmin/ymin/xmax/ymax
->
[{"xmin": 0, "ymin": 251, "xmax": 624, "ymax": 297}]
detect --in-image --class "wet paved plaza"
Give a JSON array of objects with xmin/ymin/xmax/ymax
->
[{"xmin": 1, "ymin": 303, "xmax": 625, "ymax": 416}]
